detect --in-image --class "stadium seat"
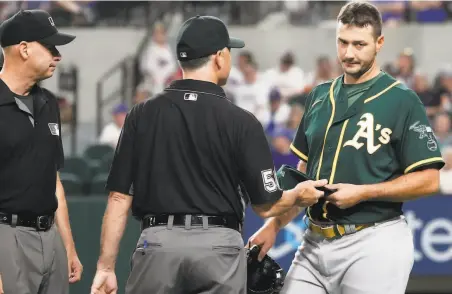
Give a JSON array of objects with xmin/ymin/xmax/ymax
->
[
  {"xmin": 98, "ymin": 154, "xmax": 114, "ymax": 173},
  {"xmin": 86, "ymin": 153, "xmax": 114, "ymax": 176},
  {"xmin": 59, "ymin": 172, "xmax": 84, "ymax": 195},
  {"xmin": 83, "ymin": 144, "xmax": 115, "ymax": 163},
  {"xmin": 83, "ymin": 144, "xmax": 115, "ymax": 175},
  {"xmin": 61, "ymin": 156, "xmax": 92, "ymax": 183},
  {"xmin": 89, "ymin": 173, "xmax": 109, "ymax": 195}
]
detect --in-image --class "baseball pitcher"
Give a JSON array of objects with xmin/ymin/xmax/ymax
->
[{"xmin": 248, "ymin": 2, "xmax": 444, "ymax": 294}]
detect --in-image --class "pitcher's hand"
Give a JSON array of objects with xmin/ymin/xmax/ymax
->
[{"xmin": 326, "ymin": 183, "xmax": 367, "ymax": 209}]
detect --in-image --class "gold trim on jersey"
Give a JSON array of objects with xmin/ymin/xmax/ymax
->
[
  {"xmin": 310, "ymin": 78, "xmax": 407, "ymax": 222},
  {"xmin": 329, "ymin": 119, "xmax": 349, "ymax": 184},
  {"xmin": 315, "ymin": 78, "xmax": 339, "ymax": 220},
  {"xmin": 364, "ymin": 81, "xmax": 401, "ymax": 104},
  {"xmin": 404, "ymin": 157, "xmax": 444, "ymax": 174},
  {"xmin": 321, "ymin": 119, "xmax": 349, "ymax": 219},
  {"xmin": 290, "ymin": 144, "xmax": 308, "ymax": 162},
  {"xmin": 316, "ymin": 78, "xmax": 338, "ymax": 181}
]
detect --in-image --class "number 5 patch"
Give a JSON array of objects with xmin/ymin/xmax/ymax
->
[
  {"xmin": 48, "ymin": 123, "xmax": 60, "ymax": 136},
  {"xmin": 261, "ymin": 169, "xmax": 278, "ymax": 193}
]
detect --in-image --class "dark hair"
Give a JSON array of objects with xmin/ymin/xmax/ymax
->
[
  {"xmin": 178, "ymin": 56, "xmax": 211, "ymax": 71},
  {"xmin": 280, "ymin": 52, "xmax": 295, "ymax": 66},
  {"xmin": 248, "ymin": 60, "xmax": 258, "ymax": 70},
  {"xmin": 316, "ymin": 55, "xmax": 330, "ymax": 65},
  {"xmin": 239, "ymin": 51, "xmax": 254, "ymax": 63},
  {"xmin": 337, "ymin": 1, "xmax": 383, "ymax": 38}
]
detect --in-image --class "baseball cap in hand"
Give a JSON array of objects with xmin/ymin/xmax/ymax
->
[
  {"xmin": 176, "ymin": 15, "xmax": 244, "ymax": 61},
  {"xmin": 0, "ymin": 10, "xmax": 75, "ymax": 47}
]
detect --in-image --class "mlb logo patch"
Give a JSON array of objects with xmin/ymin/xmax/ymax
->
[
  {"xmin": 48, "ymin": 123, "xmax": 59, "ymax": 136},
  {"xmin": 184, "ymin": 93, "xmax": 198, "ymax": 101}
]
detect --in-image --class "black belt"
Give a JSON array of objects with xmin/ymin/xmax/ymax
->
[
  {"xmin": 0, "ymin": 212, "xmax": 55, "ymax": 231},
  {"xmin": 141, "ymin": 214, "xmax": 242, "ymax": 233}
]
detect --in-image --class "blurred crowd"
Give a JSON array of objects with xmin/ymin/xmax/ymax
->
[
  {"xmin": 94, "ymin": 23, "xmax": 452, "ymax": 196},
  {"xmin": 0, "ymin": 1, "xmax": 164, "ymax": 27},
  {"xmin": 0, "ymin": 1, "xmax": 96, "ymax": 26},
  {"xmin": 25, "ymin": 1, "xmax": 449, "ymax": 195},
  {"xmin": 285, "ymin": 0, "xmax": 452, "ymax": 26},
  {"xmin": 2, "ymin": 1, "xmax": 452, "ymax": 28}
]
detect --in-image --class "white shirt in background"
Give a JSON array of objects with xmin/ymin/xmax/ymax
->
[
  {"xmin": 263, "ymin": 66, "xmax": 306, "ymax": 99},
  {"xmin": 99, "ymin": 123, "xmax": 122, "ymax": 149},
  {"xmin": 226, "ymin": 67, "xmax": 244, "ymax": 88},
  {"xmin": 304, "ymin": 71, "xmax": 332, "ymax": 87},
  {"xmin": 257, "ymin": 103, "xmax": 292, "ymax": 128},
  {"xmin": 440, "ymin": 169, "xmax": 452, "ymax": 194},
  {"xmin": 140, "ymin": 42, "xmax": 176, "ymax": 94},
  {"xmin": 224, "ymin": 67, "xmax": 244, "ymax": 100},
  {"xmin": 233, "ymin": 79, "xmax": 271, "ymax": 119}
]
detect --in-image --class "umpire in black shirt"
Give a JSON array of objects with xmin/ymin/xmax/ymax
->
[
  {"xmin": 0, "ymin": 9, "xmax": 82, "ymax": 294},
  {"xmin": 91, "ymin": 15, "xmax": 327, "ymax": 294}
]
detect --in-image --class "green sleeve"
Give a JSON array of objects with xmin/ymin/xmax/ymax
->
[
  {"xmin": 396, "ymin": 94, "xmax": 444, "ymax": 174},
  {"xmin": 290, "ymin": 114, "xmax": 309, "ymax": 162},
  {"xmin": 290, "ymin": 91, "xmax": 314, "ymax": 162}
]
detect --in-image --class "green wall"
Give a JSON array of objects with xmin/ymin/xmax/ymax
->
[{"xmin": 67, "ymin": 196, "xmax": 141, "ymax": 294}]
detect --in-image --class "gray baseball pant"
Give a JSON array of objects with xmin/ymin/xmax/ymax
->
[
  {"xmin": 125, "ymin": 217, "xmax": 247, "ymax": 294},
  {"xmin": 281, "ymin": 216, "xmax": 414, "ymax": 294},
  {"xmin": 0, "ymin": 223, "xmax": 68, "ymax": 294}
]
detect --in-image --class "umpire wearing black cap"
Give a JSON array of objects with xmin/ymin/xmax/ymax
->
[
  {"xmin": 90, "ymin": 15, "xmax": 326, "ymax": 294},
  {"xmin": 0, "ymin": 10, "xmax": 81, "ymax": 294}
]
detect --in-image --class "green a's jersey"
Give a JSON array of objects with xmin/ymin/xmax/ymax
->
[{"xmin": 290, "ymin": 72, "xmax": 444, "ymax": 224}]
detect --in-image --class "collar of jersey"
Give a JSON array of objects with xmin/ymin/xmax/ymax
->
[
  {"xmin": 0, "ymin": 77, "xmax": 42, "ymax": 106},
  {"xmin": 0, "ymin": 77, "xmax": 47, "ymax": 110},
  {"xmin": 167, "ymin": 79, "xmax": 227, "ymax": 99}
]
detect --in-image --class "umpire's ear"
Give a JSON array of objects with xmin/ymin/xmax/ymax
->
[{"xmin": 214, "ymin": 47, "xmax": 229, "ymax": 71}]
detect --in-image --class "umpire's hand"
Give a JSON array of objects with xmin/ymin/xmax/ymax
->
[
  {"xmin": 247, "ymin": 220, "xmax": 279, "ymax": 261},
  {"xmin": 91, "ymin": 269, "xmax": 118, "ymax": 294},
  {"xmin": 0, "ymin": 273, "xmax": 3, "ymax": 294},
  {"xmin": 68, "ymin": 252, "xmax": 83, "ymax": 284},
  {"xmin": 293, "ymin": 179, "xmax": 327, "ymax": 207}
]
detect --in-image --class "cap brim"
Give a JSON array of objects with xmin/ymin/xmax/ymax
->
[
  {"xmin": 228, "ymin": 37, "xmax": 245, "ymax": 48},
  {"xmin": 39, "ymin": 32, "xmax": 76, "ymax": 46}
]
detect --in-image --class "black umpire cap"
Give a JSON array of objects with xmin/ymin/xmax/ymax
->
[
  {"xmin": 0, "ymin": 9, "xmax": 76, "ymax": 47},
  {"xmin": 176, "ymin": 15, "xmax": 245, "ymax": 61}
]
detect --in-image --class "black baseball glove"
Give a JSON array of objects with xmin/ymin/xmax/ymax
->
[{"xmin": 246, "ymin": 245, "xmax": 286, "ymax": 294}]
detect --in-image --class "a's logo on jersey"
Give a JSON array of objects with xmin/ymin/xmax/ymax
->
[
  {"xmin": 261, "ymin": 169, "xmax": 278, "ymax": 193},
  {"xmin": 343, "ymin": 113, "xmax": 392, "ymax": 154},
  {"xmin": 409, "ymin": 121, "xmax": 438, "ymax": 151}
]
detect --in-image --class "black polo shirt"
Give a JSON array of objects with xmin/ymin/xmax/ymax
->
[
  {"xmin": 0, "ymin": 79, "xmax": 64, "ymax": 216},
  {"xmin": 106, "ymin": 79, "xmax": 283, "ymax": 220}
]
